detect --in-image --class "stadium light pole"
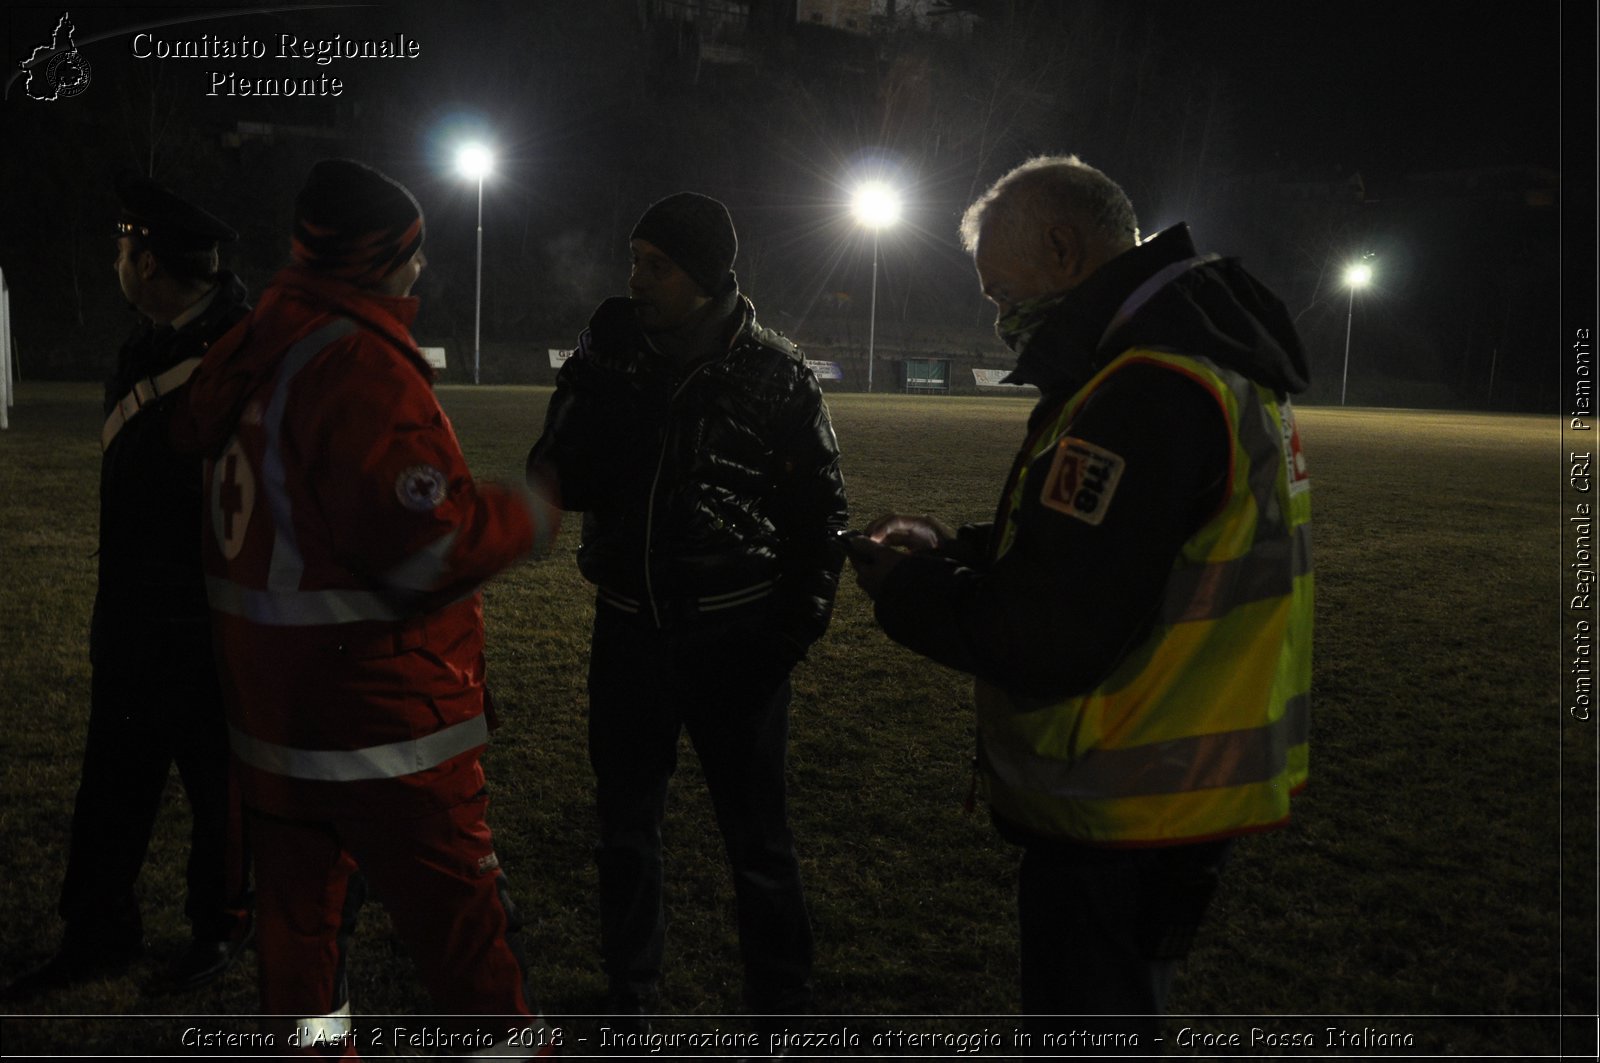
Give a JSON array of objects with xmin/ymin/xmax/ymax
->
[
  {"xmin": 1340, "ymin": 258, "xmax": 1373, "ymax": 406},
  {"xmin": 456, "ymin": 142, "xmax": 494, "ymax": 385},
  {"xmin": 851, "ymin": 181, "xmax": 902, "ymax": 393}
]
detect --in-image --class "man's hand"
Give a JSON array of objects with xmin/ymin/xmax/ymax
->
[
  {"xmin": 845, "ymin": 534, "xmax": 905, "ymax": 600},
  {"xmin": 863, "ymin": 513, "xmax": 957, "ymax": 554},
  {"xmin": 845, "ymin": 512, "xmax": 953, "ymax": 599}
]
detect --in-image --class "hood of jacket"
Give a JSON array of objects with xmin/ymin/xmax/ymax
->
[
  {"xmin": 174, "ymin": 265, "xmax": 424, "ymax": 455},
  {"xmin": 1006, "ymin": 224, "xmax": 1310, "ymax": 397}
]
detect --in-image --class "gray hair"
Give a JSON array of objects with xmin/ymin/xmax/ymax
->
[{"xmin": 959, "ymin": 154, "xmax": 1139, "ymax": 256}]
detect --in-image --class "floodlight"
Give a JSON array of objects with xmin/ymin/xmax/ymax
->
[
  {"xmin": 456, "ymin": 143, "xmax": 493, "ymax": 181},
  {"xmin": 851, "ymin": 182, "xmax": 902, "ymax": 230},
  {"xmin": 1340, "ymin": 257, "xmax": 1376, "ymax": 404},
  {"xmin": 454, "ymin": 142, "xmax": 495, "ymax": 383}
]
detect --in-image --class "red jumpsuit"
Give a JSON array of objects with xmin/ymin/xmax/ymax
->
[{"xmin": 179, "ymin": 266, "xmax": 558, "ymax": 1056}]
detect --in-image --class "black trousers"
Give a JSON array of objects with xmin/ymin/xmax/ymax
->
[
  {"xmin": 59, "ymin": 663, "xmax": 250, "ymax": 944},
  {"xmin": 586, "ymin": 601, "xmax": 813, "ymax": 1014},
  {"xmin": 1016, "ymin": 836, "xmax": 1233, "ymax": 1054}
]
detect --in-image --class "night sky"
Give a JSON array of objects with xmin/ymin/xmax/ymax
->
[
  {"xmin": 1159, "ymin": 0, "xmax": 1562, "ymax": 179},
  {"xmin": 0, "ymin": 0, "xmax": 1588, "ymax": 408}
]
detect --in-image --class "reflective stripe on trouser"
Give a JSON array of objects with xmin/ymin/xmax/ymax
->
[
  {"xmin": 250, "ymin": 796, "xmax": 535, "ymax": 1041},
  {"xmin": 292, "ymin": 1003, "xmax": 353, "ymax": 1058},
  {"xmin": 229, "ymin": 715, "xmax": 489, "ymax": 783}
]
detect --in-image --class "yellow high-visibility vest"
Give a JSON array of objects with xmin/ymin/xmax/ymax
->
[{"xmin": 978, "ymin": 348, "xmax": 1312, "ymax": 846}]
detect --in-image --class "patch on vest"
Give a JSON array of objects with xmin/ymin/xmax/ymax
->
[
  {"xmin": 1040, "ymin": 437, "xmax": 1125, "ymax": 526},
  {"xmin": 1279, "ymin": 401, "xmax": 1311, "ymax": 495},
  {"xmin": 210, "ymin": 436, "xmax": 256, "ymax": 560},
  {"xmin": 396, "ymin": 465, "xmax": 448, "ymax": 512}
]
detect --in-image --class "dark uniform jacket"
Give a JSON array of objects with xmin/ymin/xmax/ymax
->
[
  {"xmin": 528, "ymin": 293, "xmax": 848, "ymax": 661},
  {"xmin": 92, "ymin": 271, "xmax": 250, "ymax": 671}
]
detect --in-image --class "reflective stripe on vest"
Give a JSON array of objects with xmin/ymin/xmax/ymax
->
[
  {"xmin": 229, "ymin": 714, "xmax": 488, "ymax": 782},
  {"xmin": 1160, "ymin": 522, "xmax": 1311, "ymax": 625},
  {"xmin": 979, "ymin": 347, "xmax": 1312, "ymax": 845},
  {"xmin": 984, "ymin": 693, "xmax": 1309, "ymax": 800},
  {"xmin": 262, "ymin": 319, "xmax": 359, "ymax": 591},
  {"xmin": 101, "ymin": 356, "xmax": 202, "ymax": 451},
  {"xmin": 204, "ymin": 317, "xmax": 461, "ymax": 625}
]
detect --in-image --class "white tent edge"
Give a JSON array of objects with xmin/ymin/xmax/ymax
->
[{"xmin": 0, "ymin": 266, "xmax": 11, "ymax": 430}]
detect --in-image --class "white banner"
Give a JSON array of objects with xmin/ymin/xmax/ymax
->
[
  {"xmin": 1, "ymin": 268, "xmax": 11, "ymax": 429},
  {"xmin": 973, "ymin": 368, "xmax": 1030, "ymax": 389},
  {"xmin": 418, "ymin": 346, "xmax": 447, "ymax": 370},
  {"xmin": 549, "ymin": 348, "xmax": 572, "ymax": 369},
  {"xmin": 805, "ymin": 359, "xmax": 843, "ymax": 382}
]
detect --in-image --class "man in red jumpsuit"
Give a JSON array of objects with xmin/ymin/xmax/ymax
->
[{"xmin": 175, "ymin": 158, "xmax": 559, "ymax": 1056}]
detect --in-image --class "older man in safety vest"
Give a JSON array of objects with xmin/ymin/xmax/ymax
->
[{"xmin": 848, "ymin": 155, "xmax": 1312, "ymax": 1052}]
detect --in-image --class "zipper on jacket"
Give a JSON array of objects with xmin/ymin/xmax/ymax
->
[{"xmin": 642, "ymin": 361, "xmax": 714, "ymax": 628}]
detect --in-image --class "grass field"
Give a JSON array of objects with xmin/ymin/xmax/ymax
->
[{"xmin": 0, "ymin": 383, "xmax": 1590, "ymax": 1059}]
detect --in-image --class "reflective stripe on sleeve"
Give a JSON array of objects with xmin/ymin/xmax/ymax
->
[
  {"xmin": 207, "ymin": 575, "xmax": 409, "ymax": 625},
  {"xmin": 382, "ymin": 530, "xmax": 459, "ymax": 593},
  {"xmin": 229, "ymin": 714, "xmax": 489, "ymax": 782},
  {"xmin": 984, "ymin": 694, "xmax": 1309, "ymax": 801}
]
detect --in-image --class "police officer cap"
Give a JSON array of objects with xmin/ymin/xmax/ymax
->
[{"xmin": 114, "ymin": 170, "xmax": 237, "ymax": 252}]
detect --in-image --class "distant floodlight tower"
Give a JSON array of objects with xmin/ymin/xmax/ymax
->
[
  {"xmin": 850, "ymin": 181, "xmax": 902, "ymax": 393},
  {"xmin": 456, "ymin": 142, "xmax": 494, "ymax": 384},
  {"xmin": 1341, "ymin": 258, "xmax": 1373, "ymax": 406}
]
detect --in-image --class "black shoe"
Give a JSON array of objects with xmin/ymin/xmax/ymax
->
[
  {"xmin": 165, "ymin": 922, "xmax": 255, "ymax": 991},
  {"xmin": 2, "ymin": 936, "xmax": 144, "ymax": 1002}
]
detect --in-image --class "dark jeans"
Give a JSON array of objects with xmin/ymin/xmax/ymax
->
[
  {"xmin": 1016, "ymin": 836, "xmax": 1233, "ymax": 1054},
  {"xmin": 60, "ymin": 664, "xmax": 250, "ymax": 944},
  {"xmin": 587, "ymin": 601, "xmax": 813, "ymax": 1014}
]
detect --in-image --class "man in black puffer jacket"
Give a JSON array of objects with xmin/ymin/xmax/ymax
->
[{"xmin": 527, "ymin": 192, "xmax": 847, "ymax": 1031}]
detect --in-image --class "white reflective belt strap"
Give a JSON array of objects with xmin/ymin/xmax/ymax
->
[
  {"xmin": 293, "ymin": 1001, "xmax": 352, "ymax": 1046},
  {"xmin": 100, "ymin": 356, "xmax": 203, "ymax": 451},
  {"xmin": 229, "ymin": 713, "xmax": 489, "ymax": 782},
  {"xmin": 1098, "ymin": 254, "xmax": 1222, "ymax": 349},
  {"xmin": 986, "ymin": 693, "xmax": 1310, "ymax": 801},
  {"xmin": 206, "ymin": 575, "xmax": 408, "ymax": 625},
  {"xmin": 262, "ymin": 318, "xmax": 361, "ymax": 591}
]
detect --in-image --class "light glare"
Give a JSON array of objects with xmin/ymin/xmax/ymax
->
[
  {"xmin": 456, "ymin": 143, "xmax": 493, "ymax": 181},
  {"xmin": 1345, "ymin": 262, "xmax": 1373, "ymax": 288},
  {"xmin": 851, "ymin": 182, "xmax": 902, "ymax": 229}
]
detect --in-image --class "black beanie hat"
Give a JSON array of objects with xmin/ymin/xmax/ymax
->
[
  {"xmin": 630, "ymin": 192, "xmax": 737, "ymax": 296},
  {"xmin": 292, "ymin": 159, "xmax": 424, "ymax": 286}
]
